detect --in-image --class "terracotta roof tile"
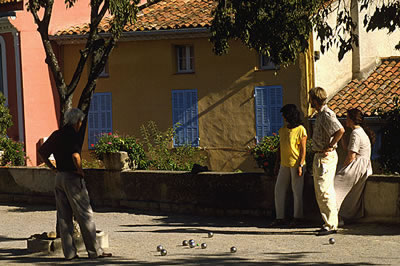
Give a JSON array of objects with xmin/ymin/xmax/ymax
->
[
  {"xmin": 0, "ymin": 0, "xmax": 22, "ymax": 3},
  {"xmin": 55, "ymin": 0, "xmax": 216, "ymax": 36},
  {"xmin": 328, "ymin": 57, "xmax": 400, "ymax": 117}
]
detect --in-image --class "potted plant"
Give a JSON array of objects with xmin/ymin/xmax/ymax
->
[
  {"xmin": 251, "ymin": 135, "xmax": 314, "ymax": 176},
  {"xmin": 251, "ymin": 134, "xmax": 280, "ymax": 176},
  {"xmin": 94, "ymin": 133, "xmax": 148, "ymax": 171}
]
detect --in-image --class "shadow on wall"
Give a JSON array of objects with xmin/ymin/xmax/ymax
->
[{"xmin": 197, "ymin": 69, "xmax": 254, "ymax": 120}]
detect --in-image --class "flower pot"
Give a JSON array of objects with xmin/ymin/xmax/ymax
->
[{"xmin": 102, "ymin": 151, "xmax": 133, "ymax": 171}]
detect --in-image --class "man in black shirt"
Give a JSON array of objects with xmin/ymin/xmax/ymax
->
[{"xmin": 39, "ymin": 108, "xmax": 111, "ymax": 260}]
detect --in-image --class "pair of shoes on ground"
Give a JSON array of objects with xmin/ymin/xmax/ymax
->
[
  {"xmin": 98, "ymin": 252, "xmax": 112, "ymax": 258},
  {"xmin": 68, "ymin": 252, "xmax": 112, "ymax": 260},
  {"xmin": 268, "ymin": 219, "xmax": 286, "ymax": 228},
  {"xmin": 288, "ymin": 218, "xmax": 304, "ymax": 228},
  {"xmin": 66, "ymin": 255, "xmax": 79, "ymax": 261},
  {"xmin": 338, "ymin": 219, "xmax": 345, "ymax": 227},
  {"xmin": 315, "ymin": 226, "xmax": 337, "ymax": 236}
]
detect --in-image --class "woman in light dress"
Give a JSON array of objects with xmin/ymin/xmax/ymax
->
[{"xmin": 335, "ymin": 108, "xmax": 375, "ymax": 222}]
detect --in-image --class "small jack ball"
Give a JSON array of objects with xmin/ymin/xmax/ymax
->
[
  {"xmin": 329, "ymin": 238, "xmax": 336, "ymax": 245},
  {"xmin": 208, "ymin": 232, "xmax": 214, "ymax": 238},
  {"xmin": 201, "ymin": 243, "xmax": 207, "ymax": 249},
  {"xmin": 230, "ymin": 246, "xmax": 237, "ymax": 253},
  {"xmin": 160, "ymin": 249, "xmax": 167, "ymax": 256},
  {"xmin": 157, "ymin": 245, "xmax": 163, "ymax": 252},
  {"xmin": 182, "ymin": 240, "xmax": 189, "ymax": 246}
]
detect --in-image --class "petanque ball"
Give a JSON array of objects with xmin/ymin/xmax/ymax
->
[
  {"xmin": 230, "ymin": 246, "xmax": 237, "ymax": 253},
  {"xmin": 208, "ymin": 232, "xmax": 214, "ymax": 238},
  {"xmin": 329, "ymin": 238, "xmax": 336, "ymax": 245},
  {"xmin": 160, "ymin": 249, "xmax": 167, "ymax": 256},
  {"xmin": 157, "ymin": 245, "xmax": 163, "ymax": 252},
  {"xmin": 182, "ymin": 240, "xmax": 189, "ymax": 246},
  {"xmin": 189, "ymin": 242, "xmax": 196, "ymax": 248},
  {"xmin": 201, "ymin": 243, "xmax": 207, "ymax": 249}
]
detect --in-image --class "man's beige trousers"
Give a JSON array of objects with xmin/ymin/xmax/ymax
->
[{"xmin": 313, "ymin": 151, "xmax": 338, "ymax": 230}]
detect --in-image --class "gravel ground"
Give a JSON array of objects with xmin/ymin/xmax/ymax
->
[{"xmin": 1, "ymin": 204, "xmax": 400, "ymax": 265}]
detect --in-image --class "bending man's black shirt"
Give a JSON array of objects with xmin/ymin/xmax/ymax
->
[{"xmin": 39, "ymin": 125, "xmax": 82, "ymax": 172}]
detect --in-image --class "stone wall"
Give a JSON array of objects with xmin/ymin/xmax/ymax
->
[{"xmin": 0, "ymin": 167, "xmax": 399, "ymax": 222}]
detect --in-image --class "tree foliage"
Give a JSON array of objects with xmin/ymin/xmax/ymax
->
[
  {"xmin": 210, "ymin": 0, "xmax": 399, "ymax": 65},
  {"xmin": 378, "ymin": 97, "xmax": 400, "ymax": 174}
]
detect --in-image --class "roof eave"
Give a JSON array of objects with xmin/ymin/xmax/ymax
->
[{"xmin": 50, "ymin": 27, "xmax": 210, "ymax": 45}]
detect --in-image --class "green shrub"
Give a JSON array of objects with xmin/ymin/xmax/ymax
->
[
  {"xmin": 378, "ymin": 96, "xmax": 400, "ymax": 174},
  {"xmin": 0, "ymin": 93, "xmax": 25, "ymax": 166},
  {"xmin": 0, "ymin": 92, "xmax": 12, "ymax": 137},
  {"xmin": 140, "ymin": 121, "xmax": 207, "ymax": 171},
  {"xmin": 0, "ymin": 137, "xmax": 26, "ymax": 166},
  {"xmin": 94, "ymin": 133, "xmax": 148, "ymax": 169}
]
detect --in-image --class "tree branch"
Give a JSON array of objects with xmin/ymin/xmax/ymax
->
[
  {"xmin": 92, "ymin": 0, "xmax": 109, "ymax": 26},
  {"xmin": 28, "ymin": 0, "xmax": 41, "ymax": 25},
  {"xmin": 42, "ymin": 0, "xmax": 54, "ymax": 27},
  {"xmin": 66, "ymin": 0, "xmax": 110, "ymax": 96}
]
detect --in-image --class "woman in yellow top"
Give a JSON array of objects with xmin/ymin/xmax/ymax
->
[{"xmin": 270, "ymin": 104, "xmax": 307, "ymax": 227}]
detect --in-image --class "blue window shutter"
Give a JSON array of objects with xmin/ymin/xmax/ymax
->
[
  {"xmin": 269, "ymin": 86, "xmax": 283, "ymax": 135},
  {"xmin": 172, "ymin": 89, "xmax": 199, "ymax": 146},
  {"xmin": 88, "ymin": 92, "xmax": 112, "ymax": 149},
  {"xmin": 255, "ymin": 86, "xmax": 283, "ymax": 142}
]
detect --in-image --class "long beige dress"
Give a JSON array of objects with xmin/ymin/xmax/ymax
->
[{"xmin": 334, "ymin": 127, "xmax": 373, "ymax": 219}]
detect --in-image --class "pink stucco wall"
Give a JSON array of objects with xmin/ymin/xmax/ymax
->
[{"xmin": 9, "ymin": 1, "xmax": 91, "ymax": 165}]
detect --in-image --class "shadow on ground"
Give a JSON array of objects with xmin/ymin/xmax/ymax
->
[
  {"xmin": 0, "ymin": 235, "xmax": 27, "ymax": 243},
  {"xmin": 3, "ymin": 204, "xmax": 400, "ymax": 237},
  {"xmin": 340, "ymin": 223, "xmax": 400, "ymax": 236},
  {"xmin": 0, "ymin": 203, "xmax": 56, "ymax": 212},
  {"xmin": 0, "ymin": 252, "xmax": 379, "ymax": 265}
]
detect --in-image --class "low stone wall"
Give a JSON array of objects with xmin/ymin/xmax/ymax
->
[{"xmin": 0, "ymin": 167, "xmax": 399, "ymax": 222}]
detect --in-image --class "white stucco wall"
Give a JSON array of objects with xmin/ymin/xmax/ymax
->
[
  {"xmin": 313, "ymin": 1, "xmax": 353, "ymax": 98},
  {"xmin": 357, "ymin": 1, "xmax": 400, "ymax": 79},
  {"xmin": 313, "ymin": 1, "xmax": 400, "ymax": 99}
]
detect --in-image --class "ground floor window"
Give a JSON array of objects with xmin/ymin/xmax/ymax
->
[
  {"xmin": 172, "ymin": 89, "xmax": 199, "ymax": 147},
  {"xmin": 254, "ymin": 86, "xmax": 283, "ymax": 142},
  {"xmin": 0, "ymin": 36, "xmax": 8, "ymax": 103},
  {"xmin": 88, "ymin": 92, "xmax": 112, "ymax": 149}
]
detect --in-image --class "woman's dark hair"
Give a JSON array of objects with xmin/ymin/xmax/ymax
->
[
  {"xmin": 280, "ymin": 104, "xmax": 303, "ymax": 129},
  {"xmin": 347, "ymin": 108, "xmax": 376, "ymax": 145}
]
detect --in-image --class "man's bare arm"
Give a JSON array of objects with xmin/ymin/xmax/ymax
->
[
  {"xmin": 38, "ymin": 150, "xmax": 57, "ymax": 172},
  {"xmin": 72, "ymin": 152, "xmax": 84, "ymax": 177}
]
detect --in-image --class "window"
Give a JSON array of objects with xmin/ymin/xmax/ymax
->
[
  {"xmin": 254, "ymin": 86, "xmax": 283, "ymax": 142},
  {"xmin": 172, "ymin": 89, "xmax": 199, "ymax": 146},
  {"xmin": 0, "ymin": 36, "xmax": 8, "ymax": 104},
  {"xmin": 260, "ymin": 54, "xmax": 277, "ymax": 70},
  {"xmin": 88, "ymin": 92, "xmax": 112, "ymax": 149},
  {"xmin": 176, "ymin": 45, "xmax": 194, "ymax": 73}
]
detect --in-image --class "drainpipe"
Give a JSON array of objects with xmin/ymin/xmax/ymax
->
[{"xmin": 13, "ymin": 31, "xmax": 25, "ymax": 144}]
